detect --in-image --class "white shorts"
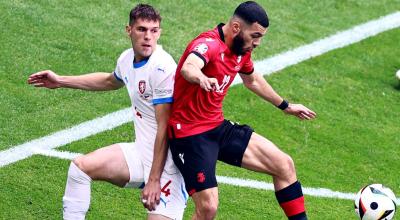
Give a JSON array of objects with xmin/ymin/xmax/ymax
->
[{"xmin": 119, "ymin": 143, "xmax": 188, "ymax": 220}]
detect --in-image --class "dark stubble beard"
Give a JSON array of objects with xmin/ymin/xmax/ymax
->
[{"xmin": 232, "ymin": 31, "xmax": 246, "ymax": 56}]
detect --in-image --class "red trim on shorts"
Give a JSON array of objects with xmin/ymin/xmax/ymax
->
[{"xmin": 188, "ymin": 189, "xmax": 196, "ymax": 196}]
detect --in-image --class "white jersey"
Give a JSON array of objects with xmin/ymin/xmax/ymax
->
[{"xmin": 114, "ymin": 45, "xmax": 177, "ymax": 173}]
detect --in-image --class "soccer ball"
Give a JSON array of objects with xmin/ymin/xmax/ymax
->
[
  {"xmin": 396, "ymin": 69, "xmax": 400, "ymax": 81},
  {"xmin": 354, "ymin": 184, "xmax": 397, "ymax": 220}
]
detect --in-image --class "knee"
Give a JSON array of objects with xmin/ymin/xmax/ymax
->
[
  {"xmin": 196, "ymin": 203, "xmax": 218, "ymax": 219},
  {"xmin": 66, "ymin": 159, "xmax": 92, "ymax": 184},
  {"xmin": 72, "ymin": 156, "xmax": 89, "ymax": 174},
  {"xmin": 277, "ymin": 154, "xmax": 296, "ymax": 178},
  {"xmin": 72, "ymin": 156, "xmax": 98, "ymax": 181},
  {"xmin": 195, "ymin": 197, "xmax": 218, "ymax": 219}
]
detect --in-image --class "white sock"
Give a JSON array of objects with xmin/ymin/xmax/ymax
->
[{"xmin": 62, "ymin": 162, "xmax": 92, "ymax": 220}]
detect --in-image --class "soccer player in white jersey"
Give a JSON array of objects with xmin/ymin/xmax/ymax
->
[{"xmin": 27, "ymin": 4, "xmax": 187, "ymax": 220}]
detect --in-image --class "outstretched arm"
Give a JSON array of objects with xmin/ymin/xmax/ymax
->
[
  {"xmin": 27, "ymin": 70, "xmax": 124, "ymax": 91},
  {"xmin": 240, "ymin": 71, "xmax": 316, "ymax": 120},
  {"xmin": 141, "ymin": 103, "xmax": 171, "ymax": 211}
]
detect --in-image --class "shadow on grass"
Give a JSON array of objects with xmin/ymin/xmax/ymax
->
[{"xmin": 393, "ymin": 82, "xmax": 400, "ymax": 91}]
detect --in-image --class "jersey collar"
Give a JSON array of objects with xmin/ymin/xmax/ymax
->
[
  {"xmin": 132, "ymin": 45, "xmax": 162, "ymax": 69},
  {"xmin": 133, "ymin": 56, "xmax": 149, "ymax": 69},
  {"xmin": 217, "ymin": 23, "xmax": 225, "ymax": 42},
  {"xmin": 216, "ymin": 23, "xmax": 233, "ymax": 55}
]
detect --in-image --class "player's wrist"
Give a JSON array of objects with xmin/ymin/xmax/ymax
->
[
  {"xmin": 56, "ymin": 75, "xmax": 67, "ymax": 88},
  {"xmin": 197, "ymin": 74, "xmax": 207, "ymax": 84},
  {"xmin": 147, "ymin": 172, "xmax": 161, "ymax": 182},
  {"xmin": 147, "ymin": 176, "xmax": 161, "ymax": 183},
  {"xmin": 277, "ymin": 99, "xmax": 289, "ymax": 110}
]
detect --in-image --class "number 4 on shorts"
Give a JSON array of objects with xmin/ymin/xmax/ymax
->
[{"xmin": 161, "ymin": 180, "xmax": 172, "ymax": 197}]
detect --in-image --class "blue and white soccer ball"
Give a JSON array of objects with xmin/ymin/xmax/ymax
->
[
  {"xmin": 396, "ymin": 70, "xmax": 400, "ymax": 81},
  {"xmin": 354, "ymin": 184, "xmax": 397, "ymax": 220}
]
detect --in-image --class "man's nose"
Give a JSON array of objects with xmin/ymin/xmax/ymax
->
[
  {"xmin": 253, "ymin": 39, "xmax": 261, "ymax": 47},
  {"xmin": 144, "ymin": 30, "xmax": 151, "ymax": 40}
]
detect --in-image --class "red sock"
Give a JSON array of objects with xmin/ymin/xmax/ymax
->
[{"xmin": 275, "ymin": 181, "xmax": 307, "ymax": 220}]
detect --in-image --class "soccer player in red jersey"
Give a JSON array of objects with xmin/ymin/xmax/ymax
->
[{"xmin": 168, "ymin": 1, "xmax": 316, "ymax": 219}]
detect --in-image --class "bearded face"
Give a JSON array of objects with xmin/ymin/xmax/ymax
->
[
  {"xmin": 231, "ymin": 22, "xmax": 266, "ymax": 56},
  {"xmin": 232, "ymin": 31, "xmax": 246, "ymax": 55}
]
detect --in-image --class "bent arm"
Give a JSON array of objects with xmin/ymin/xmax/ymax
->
[
  {"xmin": 181, "ymin": 53, "xmax": 220, "ymax": 91},
  {"xmin": 181, "ymin": 53, "xmax": 207, "ymax": 84}
]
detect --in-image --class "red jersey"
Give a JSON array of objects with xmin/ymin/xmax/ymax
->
[{"xmin": 168, "ymin": 23, "xmax": 254, "ymax": 138}]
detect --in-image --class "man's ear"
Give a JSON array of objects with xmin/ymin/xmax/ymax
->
[
  {"xmin": 232, "ymin": 21, "xmax": 241, "ymax": 35},
  {"xmin": 126, "ymin": 25, "xmax": 132, "ymax": 35},
  {"xmin": 156, "ymin": 28, "xmax": 162, "ymax": 40}
]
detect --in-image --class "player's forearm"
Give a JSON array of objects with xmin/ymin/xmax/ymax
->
[
  {"xmin": 58, "ymin": 72, "xmax": 120, "ymax": 91},
  {"xmin": 148, "ymin": 129, "xmax": 168, "ymax": 181},
  {"xmin": 244, "ymin": 73, "xmax": 283, "ymax": 106},
  {"xmin": 181, "ymin": 63, "xmax": 207, "ymax": 85},
  {"xmin": 148, "ymin": 104, "xmax": 171, "ymax": 181}
]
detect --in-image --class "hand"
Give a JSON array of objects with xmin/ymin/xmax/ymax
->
[
  {"xmin": 199, "ymin": 76, "xmax": 220, "ymax": 92},
  {"xmin": 284, "ymin": 103, "xmax": 316, "ymax": 120},
  {"xmin": 27, "ymin": 70, "xmax": 61, "ymax": 89},
  {"xmin": 141, "ymin": 179, "xmax": 161, "ymax": 211}
]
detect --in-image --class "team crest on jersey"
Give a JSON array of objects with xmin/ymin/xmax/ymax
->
[
  {"xmin": 194, "ymin": 43, "xmax": 208, "ymax": 54},
  {"xmin": 138, "ymin": 80, "xmax": 146, "ymax": 94}
]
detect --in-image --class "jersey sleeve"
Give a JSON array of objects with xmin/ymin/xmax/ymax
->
[
  {"xmin": 113, "ymin": 57, "xmax": 124, "ymax": 83},
  {"xmin": 239, "ymin": 54, "xmax": 254, "ymax": 75},
  {"xmin": 188, "ymin": 37, "xmax": 219, "ymax": 66},
  {"xmin": 151, "ymin": 59, "xmax": 176, "ymax": 105}
]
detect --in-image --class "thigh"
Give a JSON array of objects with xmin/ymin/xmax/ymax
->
[
  {"xmin": 73, "ymin": 143, "xmax": 136, "ymax": 187},
  {"xmin": 218, "ymin": 120, "xmax": 254, "ymax": 167},
  {"xmin": 119, "ymin": 142, "xmax": 145, "ymax": 188},
  {"xmin": 241, "ymin": 132, "xmax": 289, "ymax": 175},
  {"xmin": 169, "ymin": 133, "xmax": 219, "ymax": 196},
  {"xmin": 144, "ymin": 167, "xmax": 188, "ymax": 220}
]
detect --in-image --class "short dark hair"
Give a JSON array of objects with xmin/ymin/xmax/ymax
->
[
  {"xmin": 234, "ymin": 1, "xmax": 269, "ymax": 28},
  {"xmin": 129, "ymin": 4, "xmax": 161, "ymax": 25}
]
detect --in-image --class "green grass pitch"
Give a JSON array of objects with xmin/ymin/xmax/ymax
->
[{"xmin": 1, "ymin": 0, "xmax": 399, "ymax": 219}]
